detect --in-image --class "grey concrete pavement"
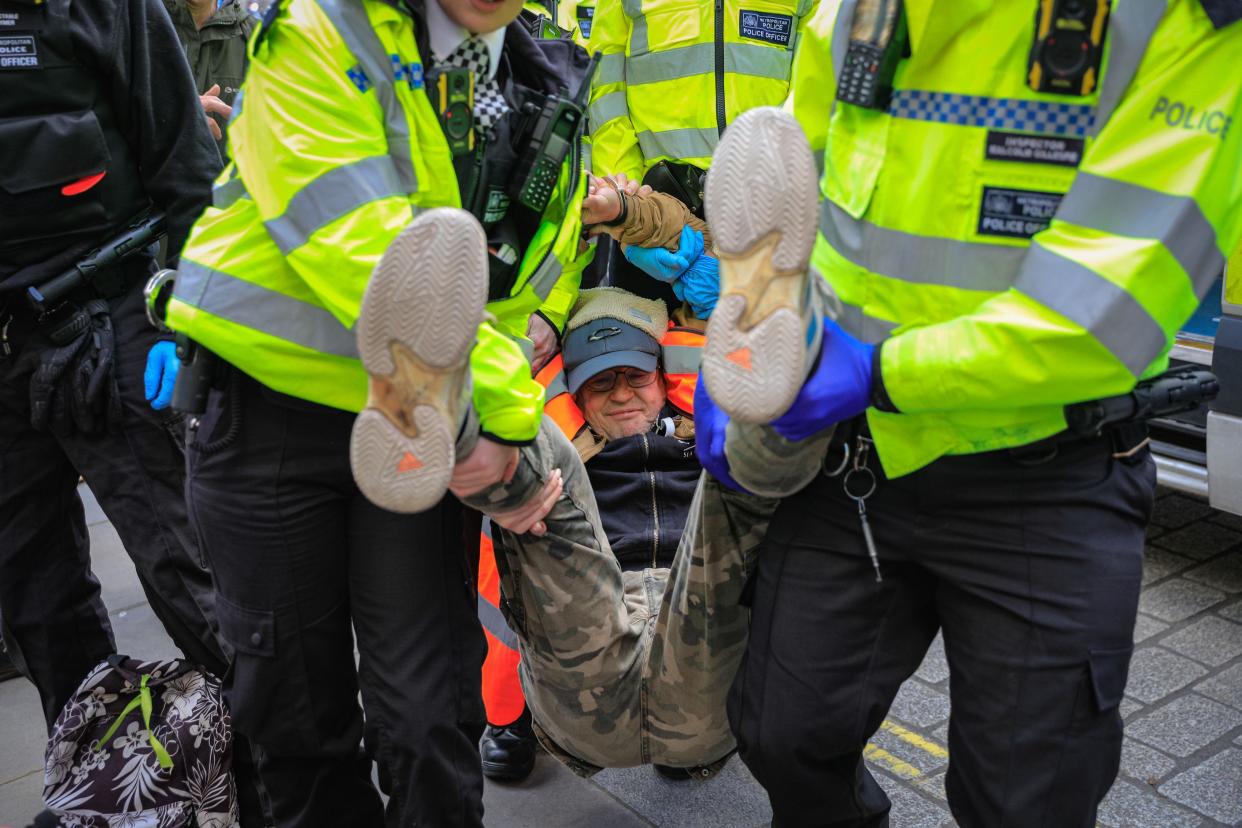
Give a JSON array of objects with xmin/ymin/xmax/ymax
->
[{"xmin": 2, "ymin": 488, "xmax": 1241, "ymax": 826}]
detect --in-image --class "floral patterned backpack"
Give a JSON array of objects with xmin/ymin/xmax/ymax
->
[{"xmin": 42, "ymin": 656, "xmax": 238, "ymax": 828}]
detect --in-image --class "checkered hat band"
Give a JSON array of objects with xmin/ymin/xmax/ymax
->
[{"xmin": 889, "ymin": 90, "xmax": 1098, "ymax": 138}]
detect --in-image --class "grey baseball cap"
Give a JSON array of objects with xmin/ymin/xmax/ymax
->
[{"xmin": 563, "ymin": 318, "xmax": 661, "ymax": 394}]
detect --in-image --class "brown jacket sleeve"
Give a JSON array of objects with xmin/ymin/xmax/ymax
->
[{"xmin": 613, "ymin": 191, "xmax": 712, "ymax": 252}]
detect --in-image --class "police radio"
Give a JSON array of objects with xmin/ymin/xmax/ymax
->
[
  {"xmin": 508, "ymin": 52, "xmax": 599, "ymax": 214},
  {"xmin": 433, "ymin": 67, "xmax": 475, "ymax": 156},
  {"xmin": 836, "ymin": 0, "xmax": 908, "ymax": 110},
  {"xmin": 1028, "ymin": 0, "xmax": 1111, "ymax": 96}
]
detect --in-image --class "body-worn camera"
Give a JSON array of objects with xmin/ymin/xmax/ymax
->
[
  {"xmin": 432, "ymin": 67, "xmax": 475, "ymax": 156},
  {"xmin": 1028, "ymin": 0, "xmax": 1111, "ymax": 96}
]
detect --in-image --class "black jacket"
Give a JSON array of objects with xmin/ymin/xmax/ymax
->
[
  {"xmin": 0, "ymin": 0, "xmax": 219, "ymax": 291},
  {"xmin": 585, "ymin": 416, "xmax": 699, "ymax": 571}
]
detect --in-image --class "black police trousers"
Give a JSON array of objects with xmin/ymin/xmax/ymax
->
[
  {"xmin": 0, "ymin": 283, "xmax": 226, "ymax": 723},
  {"xmin": 727, "ymin": 431, "xmax": 1157, "ymax": 828},
  {"xmin": 187, "ymin": 370, "xmax": 488, "ymax": 828}
]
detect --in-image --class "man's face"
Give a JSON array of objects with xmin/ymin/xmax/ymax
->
[
  {"xmin": 576, "ymin": 367, "xmax": 666, "ymax": 441},
  {"xmin": 436, "ymin": 0, "xmax": 524, "ymax": 35}
]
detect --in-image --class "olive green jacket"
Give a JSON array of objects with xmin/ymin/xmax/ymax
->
[{"xmin": 164, "ymin": 0, "xmax": 253, "ymax": 160}]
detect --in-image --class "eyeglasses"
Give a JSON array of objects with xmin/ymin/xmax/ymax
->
[{"xmin": 582, "ymin": 367, "xmax": 659, "ymax": 393}]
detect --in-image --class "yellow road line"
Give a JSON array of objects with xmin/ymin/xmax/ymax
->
[
  {"xmin": 879, "ymin": 719, "xmax": 950, "ymax": 759},
  {"xmin": 863, "ymin": 744, "xmax": 923, "ymax": 779}
]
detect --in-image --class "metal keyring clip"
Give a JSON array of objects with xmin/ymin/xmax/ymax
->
[
  {"xmin": 144, "ymin": 268, "xmax": 177, "ymax": 333},
  {"xmin": 823, "ymin": 439, "xmax": 851, "ymax": 478}
]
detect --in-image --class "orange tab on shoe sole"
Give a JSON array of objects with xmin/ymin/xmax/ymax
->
[
  {"xmin": 726, "ymin": 347, "xmax": 753, "ymax": 371},
  {"xmin": 397, "ymin": 452, "xmax": 423, "ymax": 473}
]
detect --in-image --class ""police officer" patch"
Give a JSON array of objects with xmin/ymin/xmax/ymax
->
[
  {"xmin": 738, "ymin": 11, "xmax": 792, "ymax": 46},
  {"xmin": 977, "ymin": 187, "xmax": 1063, "ymax": 239},
  {"xmin": 0, "ymin": 34, "xmax": 38, "ymax": 70}
]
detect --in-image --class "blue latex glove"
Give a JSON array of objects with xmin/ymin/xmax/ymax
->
[
  {"xmin": 144, "ymin": 341, "xmax": 179, "ymax": 411},
  {"xmin": 673, "ymin": 250, "xmax": 719, "ymax": 319},
  {"xmin": 623, "ymin": 224, "xmax": 703, "ymax": 283},
  {"xmin": 771, "ymin": 318, "xmax": 876, "ymax": 442},
  {"xmin": 693, "ymin": 376, "xmax": 746, "ymax": 492}
]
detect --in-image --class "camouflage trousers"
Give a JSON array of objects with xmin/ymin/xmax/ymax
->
[{"xmin": 457, "ymin": 414, "xmax": 833, "ymax": 775}]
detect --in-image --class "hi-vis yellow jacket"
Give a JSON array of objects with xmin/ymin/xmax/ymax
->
[
  {"xmin": 167, "ymin": 0, "xmax": 588, "ymax": 443},
  {"xmin": 587, "ymin": 0, "xmax": 818, "ymax": 181},
  {"xmin": 790, "ymin": 0, "xmax": 1242, "ymax": 477}
]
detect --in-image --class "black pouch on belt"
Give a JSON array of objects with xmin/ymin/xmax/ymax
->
[{"xmin": 29, "ymin": 298, "xmax": 119, "ymax": 436}]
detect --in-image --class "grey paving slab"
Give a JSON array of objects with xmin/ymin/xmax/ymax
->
[
  {"xmin": 1097, "ymin": 779, "xmax": 1205, "ymax": 828},
  {"xmin": 889, "ymin": 680, "xmax": 951, "ymax": 729},
  {"xmin": 1211, "ymin": 511, "xmax": 1242, "ymax": 532},
  {"xmin": 483, "ymin": 755, "xmax": 652, "ymax": 828},
  {"xmin": 591, "ymin": 757, "xmax": 770, "ymax": 828},
  {"xmin": 914, "ymin": 770, "xmax": 948, "ymax": 804},
  {"xmin": 1120, "ymin": 740, "xmax": 1178, "ymax": 785},
  {"xmin": 1195, "ymin": 662, "xmax": 1242, "ymax": 711},
  {"xmin": 80, "ymin": 483, "xmax": 108, "ymax": 527},
  {"xmin": 1151, "ymin": 494, "xmax": 1216, "ymax": 529},
  {"xmin": 1133, "ymin": 613, "xmax": 1170, "ymax": 644},
  {"xmin": 1139, "ymin": 579, "xmax": 1227, "ymax": 623},
  {"xmin": 1221, "ymin": 598, "xmax": 1242, "ymax": 624},
  {"xmin": 1153, "ymin": 522, "xmax": 1242, "ymax": 561},
  {"xmin": 89, "ymin": 518, "xmax": 150, "ymax": 617},
  {"xmin": 1121, "ymin": 698, "xmax": 1144, "ymax": 720},
  {"xmin": 1158, "ymin": 747, "xmax": 1242, "ymax": 825},
  {"xmin": 915, "ymin": 635, "xmax": 949, "ymax": 686},
  {"xmin": 1143, "ymin": 547, "xmax": 1198, "ymax": 586},
  {"xmin": 1161, "ymin": 616, "xmax": 1242, "ymax": 667},
  {"xmin": 872, "ymin": 771, "xmax": 953, "ymax": 828},
  {"xmin": 0, "ymin": 680, "xmax": 45, "ymax": 786},
  {"xmin": 0, "ymin": 769, "xmax": 46, "ymax": 827},
  {"xmin": 1124, "ymin": 648, "xmax": 1207, "ymax": 703},
  {"xmin": 1184, "ymin": 553, "xmax": 1242, "ymax": 594},
  {"xmin": 1127, "ymin": 694, "xmax": 1242, "ymax": 758}
]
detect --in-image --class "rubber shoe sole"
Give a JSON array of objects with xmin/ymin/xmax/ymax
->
[
  {"xmin": 703, "ymin": 106, "xmax": 819, "ymax": 423},
  {"xmin": 350, "ymin": 208, "xmax": 487, "ymax": 514}
]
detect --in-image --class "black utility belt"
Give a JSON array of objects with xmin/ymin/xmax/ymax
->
[{"xmin": 822, "ymin": 417, "xmax": 1149, "ymax": 477}]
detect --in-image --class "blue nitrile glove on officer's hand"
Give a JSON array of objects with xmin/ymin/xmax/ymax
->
[
  {"xmin": 623, "ymin": 224, "xmax": 703, "ymax": 283},
  {"xmin": 673, "ymin": 248, "xmax": 719, "ymax": 319},
  {"xmin": 693, "ymin": 377, "xmax": 745, "ymax": 492},
  {"xmin": 144, "ymin": 341, "xmax": 179, "ymax": 411},
  {"xmin": 771, "ymin": 317, "xmax": 876, "ymax": 442}
]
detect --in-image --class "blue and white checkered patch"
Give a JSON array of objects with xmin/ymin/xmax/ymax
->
[
  {"xmin": 346, "ymin": 65, "xmax": 371, "ymax": 93},
  {"xmin": 888, "ymin": 91, "xmax": 1097, "ymax": 138}
]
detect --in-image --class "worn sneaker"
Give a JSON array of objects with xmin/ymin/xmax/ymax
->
[
  {"xmin": 703, "ymin": 106, "xmax": 822, "ymax": 423},
  {"xmin": 350, "ymin": 208, "xmax": 487, "ymax": 514}
]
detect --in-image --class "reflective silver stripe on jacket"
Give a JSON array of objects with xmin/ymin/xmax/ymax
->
[
  {"xmin": 213, "ymin": 168, "xmax": 248, "ymax": 209},
  {"xmin": 265, "ymin": 156, "xmax": 408, "ymax": 255},
  {"xmin": 622, "ymin": 0, "xmax": 647, "ymax": 53},
  {"xmin": 596, "ymin": 52, "xmax": 626, "ymax": 86},
  {"xmin": 589, "ymin": 90, "xmax": 629, "ymax": 129},
  {"xmin": 637, "ymin": 126, "xmax": 718, "ymax": 160},
  {"xmin": 543, "ymin": 370, "xmax": 569, "ymax": 399},
  {"xmin": 1014, "ymin": 244, "xmax": 1165, "ymax": 377},
  {"xmin": 177, "ymin": 260, "xmax": 360, "ymax": 358},
  {"xmin": 834, "ymin": 302, "xmax": 898, "ymax": 344},
  {"xmin": 625, "ymin": 42, "xmax": 792, "ymax": 86},
  {"xmin": 1092, "ymin": 0, "xmax": 1168, "ymax": 135},
  {"xmin": 1054, "ymin": 173, "xmax": 1224, "ymax": 296},
  {"xmin": 312, "ymin": 0, "xmax": 418, "ymax": 196},
  {"xmin": 477, "ymin": 594, "xmax": 520, "ymax": 651},
  {"xmin": 661, "ymin": 343, "xmax": 701, "ymax": 375},
  {"xmin": 529, "ymin": 255, "xmax": 564, "ymax": 302},
  {"xmin": 819, "ymin": 198, "xmax": 1026, "ymax": 292}
]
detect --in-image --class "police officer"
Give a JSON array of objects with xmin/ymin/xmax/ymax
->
[
  {"xmin": 0, "ymin": 0, "xmax": 224, "ymax": 736},
  {"xmin": 585, "ymin": 0, "xmax": 817, "ymax": 303},
  {"xmin": 695, "ymin": 1, "xmax": 1242, "ymax": 825},
  {"xmin": 161, "ymin": 0, "xmax": 590, "ymax": 822}
]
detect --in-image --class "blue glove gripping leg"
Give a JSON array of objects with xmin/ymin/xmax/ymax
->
[
  {"xmin": 144, "ymin": 341, "xmax": 179, "ymax": 411},
  {"xmin": 693, "ymin": 376, "xmax": 747, "ymax": 492},
  {"xmin": 677, "ymin": 253, "xmax": 719, "ymax": 319},
  {"xmin": 623, "ymin": 224, "xmax": 704, "ymax": 283},
  {"xmin": 771, "ymin": 317, "xmax": 875, "ymax": 442}
]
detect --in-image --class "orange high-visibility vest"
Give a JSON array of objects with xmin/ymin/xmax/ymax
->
[{"xmin": 477, "ymin": 324, "xmax": 704, "ymax": 723}]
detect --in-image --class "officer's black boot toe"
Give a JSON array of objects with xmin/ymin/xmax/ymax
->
[{"xmin": 480, "ymin": 708, "xmax": 537, "ymax": 783}]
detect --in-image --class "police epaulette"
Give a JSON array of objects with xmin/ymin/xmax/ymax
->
[
  {"xmin": 252, "ymin": 0, "xmax": 284, "ymax": 49},
  {"xmin": 1199, "ymin": 0, "xmax": 1242, "ymax": 29}
]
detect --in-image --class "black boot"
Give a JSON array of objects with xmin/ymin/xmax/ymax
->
[{"xmin": 480, "ymin": 707, "xmax": 537, "ymax": 782}]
